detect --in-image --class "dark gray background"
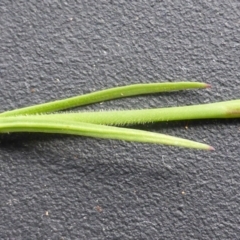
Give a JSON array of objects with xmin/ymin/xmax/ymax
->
[{"xmin": 1, "ymin": 1, "xmax": 240, "ymax": 239}]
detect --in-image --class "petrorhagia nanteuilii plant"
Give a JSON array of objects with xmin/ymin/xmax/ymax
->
[{"xmin": 0, "ymin": 82, "xmax": 239, "ymax": 150}]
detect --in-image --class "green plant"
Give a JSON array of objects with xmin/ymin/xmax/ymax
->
[{"xmin": 1, "ymin": 82, "xmax": 239, "ymax": 150}]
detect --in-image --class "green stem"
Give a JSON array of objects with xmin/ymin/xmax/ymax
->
[
  {"xmin": 0, "ymin": 82, "xmax": 208, "ymax": 117},
  {"xmin": 0, "ymin": 116, "xmax": 213, "ymax": 150},
  {"xmin": 30, "ymin": 100, "xmax": 240, "ymax": 125}
]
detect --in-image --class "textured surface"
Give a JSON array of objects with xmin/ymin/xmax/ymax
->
[{"xmin": 1, "ymin": 1, "xmax": 240, "ymax": 239}]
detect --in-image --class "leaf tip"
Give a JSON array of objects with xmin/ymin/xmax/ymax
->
[
  {"xmin": 208, "ymin": 145, "xmax": 215, "ymax": 151},
  {"xmin": 204, "ymin": 83, "xmax": 211, "ymax": 88}
]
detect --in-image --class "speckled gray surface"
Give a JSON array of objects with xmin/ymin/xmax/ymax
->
[{"xmin": 1, "ymin": 1, "xmax": 240, "ymax": 239}]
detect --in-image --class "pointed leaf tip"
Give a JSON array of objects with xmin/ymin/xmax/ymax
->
[
  {"xmin": 205, "ymin": 84, "xmax": 211, "ymax": 88},
  {"xmin": 208, "ymin": 146, "xmax": 215, "ymax": 151}
]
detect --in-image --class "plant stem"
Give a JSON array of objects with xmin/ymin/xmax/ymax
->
[{"xmin": 30, "ymin": 100, "xmax": 240, "ymax": 125}]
